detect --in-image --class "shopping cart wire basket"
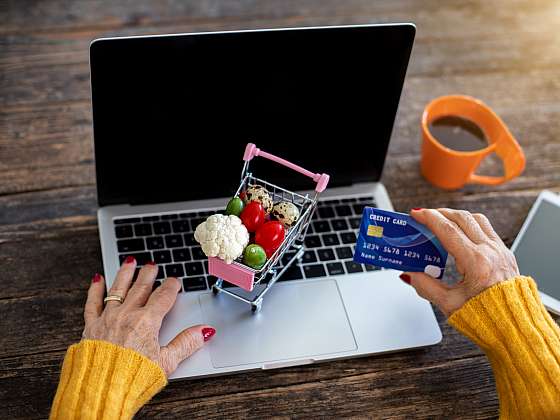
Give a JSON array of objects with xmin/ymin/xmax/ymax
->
[{"xmin": 209, "ymin": 143, "xmax": 329, "ymax": 312}]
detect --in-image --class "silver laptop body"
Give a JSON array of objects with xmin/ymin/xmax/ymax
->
[{"xmin": 92, "ymin": 24, "xmax": 442, "ymax": 380}]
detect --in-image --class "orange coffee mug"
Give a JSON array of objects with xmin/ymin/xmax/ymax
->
[{"xmin": 421, "ymin": 95, "xmax": 525, "ymax": 190}]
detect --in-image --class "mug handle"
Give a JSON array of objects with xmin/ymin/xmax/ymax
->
[{"xmin": 468, "ymin": 130, "xmax": 526, "ymax": 186}]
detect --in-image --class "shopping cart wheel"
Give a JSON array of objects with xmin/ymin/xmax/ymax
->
[{"xmin": 251, "ymin": 301, "xmax": 262, "ymax": 313}]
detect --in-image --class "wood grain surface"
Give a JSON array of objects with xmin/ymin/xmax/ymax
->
[{"xmin": 1, "ymin": 0, "xmax": 559, "ymax": 418}]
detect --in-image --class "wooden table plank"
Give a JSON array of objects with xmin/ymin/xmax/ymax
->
[{"xmin": 1, "ymin": 0, "xmax": 552, "ymax": 36}]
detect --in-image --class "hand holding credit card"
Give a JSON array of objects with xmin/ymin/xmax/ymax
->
[{"xmin": 353, "ymin": 207, "xmax": 448, "ymax": 278}]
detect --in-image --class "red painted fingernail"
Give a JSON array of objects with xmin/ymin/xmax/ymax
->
[
  {"xmin": 92, "ymin": 273, "xmax": 102, "ymax": 283},
  {"xmin": 399, "ymin": 273, "xmax": 411, "ymax": 284},
  {"xmin": 202, "ymin": 327, "xmax": 216, "ymax": 342},
  {"xmin": 412, "ymin": 208, "xmax": 423, "ymax": 211},
  {"xmin": 124, "ymin": 256, "xmax": 135, "ymax": 264},
  {"xmin": 146, "ymin": 261, "xmax": 156, "ymax": 266}
]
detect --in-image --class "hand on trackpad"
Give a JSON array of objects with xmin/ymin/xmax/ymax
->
[{"xmin": 198, "ymin": 280, "xmax": 357, "ymax": 368}]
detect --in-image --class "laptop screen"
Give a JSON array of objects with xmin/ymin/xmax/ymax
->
[{"xmin": 90, "ymin": 24, "xmax": 415, "ymax": 206}]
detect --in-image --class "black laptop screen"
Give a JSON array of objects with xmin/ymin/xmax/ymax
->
[{"xmin": 90, "ymin": 25, "xmax": 415, "ymax": 206}]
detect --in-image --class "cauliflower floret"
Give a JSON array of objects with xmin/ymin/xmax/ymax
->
[{"xmin": 194, "ymin": 214, "xmax": 249, "ymax": 264}]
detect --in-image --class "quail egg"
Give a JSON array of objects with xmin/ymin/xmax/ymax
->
[
  {"xmin": 271, "ymin": 201, "xmax": 300, "ymax": 228},
  {"xmin": 245, "ymin": 185, "xmax": 273, "ymax": 214}
]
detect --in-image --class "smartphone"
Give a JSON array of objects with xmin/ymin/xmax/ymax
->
[{"xmin": 511, "ymin": 190, "xmax": 560, "ymax": 315}]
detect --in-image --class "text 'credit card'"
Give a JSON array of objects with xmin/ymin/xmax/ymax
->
[{"xmin": 353, "ymin": 207, "xmax": 448, "ymax": 278}]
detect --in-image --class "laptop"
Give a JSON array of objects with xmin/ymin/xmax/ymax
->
[{"xmin": 90, "ymin": 23, "xmax": 442, "ymax": 380}]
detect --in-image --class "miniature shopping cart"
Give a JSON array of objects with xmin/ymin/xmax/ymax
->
[{"xmin": 210, "ymin": 143, "xmax": 329, "ymax": 312}]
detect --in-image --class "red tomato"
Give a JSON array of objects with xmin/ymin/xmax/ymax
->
[
  {"xmin": 240, "ymin": 201, "xmax": 265, "ymax": 232},
  {"xmin": 255, "ymin": 221, "xmax": 285, "ymax": 258}
]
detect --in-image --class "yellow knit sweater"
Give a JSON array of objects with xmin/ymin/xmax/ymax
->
[
  {"xmin": 448, "ymin": 276, "xmax": 560, "ymax": 419},
  {"xmin": 49, "ymin": 340, "xmax": 166, "ymax": 419},
  {"xmin": 50, "ymin": 276, "xmax": 560, "ymax": 419}
]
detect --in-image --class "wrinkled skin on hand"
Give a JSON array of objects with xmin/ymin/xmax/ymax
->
[
  {"xmin": 402, "ymin": 208, "xmax": 520, "ymax": 317},
  {"xmin": 83, "ymin": 260, "xmax": 215, "ymax": 376}
]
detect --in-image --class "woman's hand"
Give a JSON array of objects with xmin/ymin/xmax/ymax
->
[
  {"xmin": 82, "ymin": 257, "xmax": 216, "ymax": 377},
  {"xmin": 400, "ymin": 208, "xmax": 519, "ymax": 317}
]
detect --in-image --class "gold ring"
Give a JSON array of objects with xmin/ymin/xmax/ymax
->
[{"xmin": 104, "ymin": 295, "xmax": 124, "ymax": 304}]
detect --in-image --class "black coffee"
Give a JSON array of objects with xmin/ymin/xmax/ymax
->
[{"xmin": 429, "ymin": 116, "xmax": 488, "ymax": 152}]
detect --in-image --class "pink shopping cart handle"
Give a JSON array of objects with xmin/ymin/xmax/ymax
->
[{"xmin": 243, "ymin": 143, "xmax": 330, "ymax": 193}]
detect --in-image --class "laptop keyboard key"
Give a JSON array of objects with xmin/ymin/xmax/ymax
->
[
  {"xmin": 319, "ymin": 199, "xmax": 339, "ymax": 206},
  {"xmin": 365, "ymin": 264, "xmax": 380, "ymax": 272},
  {"xmin": 114, "ymin": 217, "xmax": 140, "ymax": 224},
  {"xmin": 317, "ymin": 248, "xmax": 336, "ymax": 261},
  {"xmin": 331, "ymin": 219, "xmax": 349, "ymax": 231},
  {"xmin": 117, "ymin": 238, "xmax": 145, "ymax": 253},
  {"xmin": 152, "ymin": 281, "xmax": 162, "ymax": 291},
  {"xmin": 305, "ymin": 235, "xmax": 322, "ymax": 248},
  {"xmin": 165, "ymin": 263, "xmax": 184, "ymax": 278},
  {"xmin": 318, "ymin": 206, "xmax": 335, "ymax": 219},
  {"xmin": 155, "ymin": 265, "xmax": 165, "ymax": 279},
  {"xmin": 345, "ymin": 260, "xmax": 364, "ymax": 273},
  {"xmin": 341, "ymin": 232, "xmax": 357, "ymax": 244},
  {"xmin": 304, "ymin": 264, "xmax": 327, "ymax": 278},
  {"xmin": 115, "ymin": 225, "xmax": 133, "ymax": 238},
  {"xmin": 302, "ymin": 250, "xmax": 317, "ymax": 264},
  {"xmin": 134, "ymin": 223, "xmax": 153, "ymax": 237},
  {"xmin": 282, "ymin": 251, "xmax": 298, "ymax": 266},
  {"xmin": 349, "ymin": 217, "xmax": 362, "ymax": 229},
  {"xmin": 279, "ymin": 265, "xmax": 303, "ymax": 281},
  {"xmin": 335, "ymin": 205, "xmax": 352, "ymax": 217},
  {"xmin": 327, "ymin": 262, "xmax": 345, "ymax": 275},
  {"xmin": 172, "ymin": 220, "xmax": 190, "ymax": 233},
  {"xmin": 185, "ymin": 262, "xmax": 204, "ymax": 277},
  {"xmin": 322, "ymin": 233, "xmax": 340, "ymax": 246},
  {"xmin": 165, "ymin": 234, "xmax": 183, "ymax": 248},
  {"xmin": 146, "ymin": 236, "xmax": 165, "ymax": 250},
  {"xmin": 162, "ymin": 214, "xmax": 178, "ymax": 220},
  {"xmin": 352, "ymin": 204, "xmax": 366, "ymax": 215},
  {"xmin": 191, "ymin": 247, "xmax": 205, "ymax": 261},
  {"xmin": 183, "ymin": 276, "xmax": 207, "ymax": 292},
  {"xmin": 143, "ymin": 215, "xmax": 160, "ymax": 222},
  {"xmin": 119, "ymin": 252, "xmax": 151, "ymax": 266},
  {"xmin": 153, "ymin": 250, "xmax": 172, "ymax": 264},
  {"xmin": 191, "ymin": 218, "xmax": 205, "ymax": 229},
  {"xmin": 336, "ymin": 246, "xmax": 354, "ymax": 260},
  {"xmin": 172, "ymin": 248, "xmax": 191, "ymax": 262},
  {"xmin": 184, "ymin": 234, "xmax": 197, "ymax": 246},
  {"xmin": 312, "ymin": 220, "xmax": 331, "ymax": 233},
  {"xmin": 153, "ymin": 222, "xmax": 171, "ymax": 235}
]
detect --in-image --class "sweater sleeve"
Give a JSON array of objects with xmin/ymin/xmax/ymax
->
[
  {"xmin": 50, "ymin": 339, "xmax": 167, "ymax": 420},
  {"xmin": 448, "ymin": 276, "xmax": 560, "ymax": 419}
]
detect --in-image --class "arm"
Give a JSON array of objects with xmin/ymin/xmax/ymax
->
[
  {"xmin": 400, "ymin": 209, "xmax": 560, "ymax": 419},
  {"xmin": 50, "ymin": 260, "xmax": 216, "ymax": 420},
  {"xmin": 50, "ymin": 340, "xmax": 166, "ymax": 419},
  {"xmin": 449, "ymin": 276, "xmax": 560, "ymax": 419}
]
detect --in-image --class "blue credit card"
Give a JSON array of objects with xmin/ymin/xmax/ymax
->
[{"xmin": 353, "ymin": 207, "xmax": 448, "ymax": 278}]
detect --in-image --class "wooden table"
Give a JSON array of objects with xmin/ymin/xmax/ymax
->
[{"xmin": 1, "ymin": 1, "xmax": 559, "ymax": 418}]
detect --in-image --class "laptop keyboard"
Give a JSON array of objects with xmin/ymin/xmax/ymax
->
[{"xmin": 113, "ymin": 195, "xmax": 381, "ymax": 293}]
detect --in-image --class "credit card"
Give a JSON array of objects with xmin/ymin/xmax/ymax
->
[{"xmin": 353, "ymin": 207, "xmax": 448, "ymax": 278}]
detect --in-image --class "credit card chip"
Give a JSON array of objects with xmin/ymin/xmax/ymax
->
[{"xmin": 367, "ymin": 225, "xmax": 384, "ymax": 237}]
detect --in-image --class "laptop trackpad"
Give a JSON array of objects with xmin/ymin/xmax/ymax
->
[{"xmin": 199, "ymin": 279, "xmax": 357, "ymax": 368}]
